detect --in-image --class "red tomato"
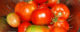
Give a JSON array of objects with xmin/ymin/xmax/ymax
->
[
  {"xmin": 54, "ymin": 21, "xmax": 69, "ymax": 31},
  {"xmin": 15, "ymin": 1, "xmax": 37, "ymax": 21},
  {"xmin": 47, "ymin": 0, "xmax": 59, "ymax": 7},
  {"xmin": 48, "ymin": 18, "xmax": 65, "ymax": 30},
  {"xmin": 15, "ymin": 2, "xmax": 27, "ymax": 15},
  {"xmin": 33, "ymin": 0, "xmax": 47, "ymax": 4},
  {"xmin": 31, "ymin": 7, "xmax": 53, "ymax": 25},
  {"xmin": 51, "ymin": 27, "xmax": 67, "ymax": 32},
  {"xmin": 39, "ymin": 3, "xmax": 48, "ymax": 8},
  {"xmin": 18, "ymin": 22, "xmax": 31, "ymax": 32},
  {"xmin": 51, "ymin": 4, "xmax": 70, "ymax": 20}
]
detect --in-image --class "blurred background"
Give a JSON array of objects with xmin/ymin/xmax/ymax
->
[{"xmin": 0, "ymin": 0, "xmax": 80, "ymax": 32}]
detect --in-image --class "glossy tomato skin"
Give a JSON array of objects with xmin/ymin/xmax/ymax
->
[
  {"xmin": 51, "ymin": 27, "xmax": 67, "ymax": 32},
  {"xmin": 33, "ymin": 0, "xmax": 47, "ymax": 4},
  {"xmin": 39, "ymin": 3, "xmax": 48, "ymax": 8},
  {"xmin": 26, "ymin": 25, "xmax": 50, "ymax": 32},
  {"xmin": 51, "ymin": 4, "xmax": 70, "ymax": 20},
  {"xmin": 18, "ymin": 22, "xmax": 31, "ymax": 32},
  {"xmin": 15, "ymin": 1, "xmax": 37, "ymax": 21},
  {"xmin": 31, "ymin": 7, "xmax": 53, "ymax": 25},
  {"xmin": 7, "ymin": 13, "xmax": 20, "ymax": 28},
  {"xmin": 15, "ymin": 2, "xmax": 27, "ymax": 15},
  {"xmin": 48, "ymin": 18, "xmax": 69, "ymax": 31},
  {"xmin": 54, "ymin": 21, "xmax": 69, "ymax": 31},
  {"xmin": 47, "ymin": 0, "xmax": 59, "ymax": 8}
]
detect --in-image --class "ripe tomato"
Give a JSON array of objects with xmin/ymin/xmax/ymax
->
[
  {"xmin": 33, "ymin": 0, "xmax": 47, "ymax": 4},
  {"xmin": 31, "ymin": 7, "xmax": 53, "ymax": 25},
  {"xmin": 7, "ymin": 13, "xmax": 20, "ymax": 28},
  {"xmin": 47, "ymin": 0, "xmax": 59, "ymax": 7},
  {"xmin": 48, "ymin": 18, "xmax": 65, "ymax": 30},
  {"xmin": 51, "ymin": 4, "xmax": 70, "ymax": 20},
  {"xmin": 26, "ymin": 25, "xmax": 50, "ymax": 32},
  {"xmin": 15, "ymin": 1, "xmax": 37, "ymax": 21},
  {"xmin": 18, "ymin": 22, "xmax": 31, "ymax": 32},
  {"xmin": 54, "ymin": 21, "xmax": 69, "ymax": 31},
  {"xmin": 15, "ymin": 2, "xmax": 27, "ymax": 15},
  {"xmin": 51, "ymin": 27, "xmax": 67, "ymax": 32},
  {"xmin": 39, "ymin": 3, "xmax": 48, "ymax": 8}
]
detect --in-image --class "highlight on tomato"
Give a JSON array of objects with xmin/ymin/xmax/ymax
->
[
  {"xmin": 15, "ymin": 1, "xmax": 37, "ymax": 21},
  {"xmin": 31, "ymin": 7, "xmax": 53, "ymax": 25}
]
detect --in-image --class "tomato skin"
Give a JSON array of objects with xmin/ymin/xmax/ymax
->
[
  {"xmin": 20, "ymin": 4, "xmax": 37, "ymax": 21},
  {"xmin": 18, "ymin": 22, "xmax": 31, "ymax": 32},
  {"xmin": 39, "ymin": 3, "xmax": 48, "ymax": 8},
  {"xmin": 7, "ymin": 13, "xmax": 20, "ymax": 28},
  {"xmin": 31, "ymin": 7, "xmax": 53, "ymax": 25},
  {"xmin": 51, "ymin": 4, "xmax": 70, "ymax": 20},
  {"xmin": 28, "ymin": 1, "xmax": 38, "ymax": 8},
  {"xmin": 26, "ymin": 25, "xmax": 50, "ymax": 32},
  {"xmin": 54, "ymin": 21, "xmax": 69, "ymax": 31},
  {"xmin": 51, "ymin": 27, "xmax": 67, "ymax": 32},
  {"xmin": 15, "ymin": 1, "xmax": 37, "ymax": 21},
  {"xmin": 47, "ymin": 0, "xmax": 59, "ymax": 7},
  {"xmin": 15, "ymin": 2, "xmax": 27, "ymax": 15},
  {"xmin": 48, "ymin": 18, "xmax": 69, "ymax": 31},
  {"xmin": 33, "ymin": 0, "xmax": 47, "ymax": 4}
]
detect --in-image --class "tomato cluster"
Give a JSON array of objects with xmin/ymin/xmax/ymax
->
[{"xmin": 6, "ymin": 0, "xmax": 70, "ymax": 32}]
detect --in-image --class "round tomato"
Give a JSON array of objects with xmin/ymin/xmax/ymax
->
[
  {"xmin": 33, "ymin": 0, "xmax": 47, "ymax": 4},
  {"xmin": 7, "ymin": 13, "xmax": 20, "ymax": 28},
  {"xmin": 51, "ymin": 27, "xmax": 67, "ymax": 32},
  {"xmin": 47, "ymin": 0, "xmax": 59, "ymax": 8},
  {"xmin": 51, "ymin": 4, "xmax": 70, "ymax": 20},
  {"xmin": 15, "ymin": 2, "xmax": 27, "ymax": 15},
  {"xmin": 15, "ymin": 1, "xmax": 37, "ymax": 21},
  {"xmin": 31, "ymin": 7, "xmax": 53, "ymax": 25},
  {"xmin": 26, "ymin": 25, "xmax": 50, "ymax": 32},
  {"xmin": 53, "ymin": 21, "xmax": 69, "ymax": 31},
  {"xmin": 18, "ymin": 22, "xmax": 31, "ymax": 32}
]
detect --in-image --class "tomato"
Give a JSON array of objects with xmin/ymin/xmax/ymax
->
[
  {"xmin": 15, "ymin": 2, "xmax": 27, "ymax": 15},
  {"xmin": 51, "ymin": 27, "xmax": 67, "ymax": 32},
  {"xmin": 33, "ymin": 0, "xmax": 47, "ymax": 4},
  {"xmin": 26, "ymin": 25, "xmax": 50, "ymax": 32},
  {"xmin": 39, "ymin": 3, "xmax": 48, "ymax": 8},
  {"xmin": 54, "ymin": 21, "xmax": 69, "ymax": 31},
  {"xmin": 15, "ymin": 1, "xmax": 37, "ymax": 21},
  {"xmin": 48, "ymin": 18, "xmax": 69, "ymax": 31},
  {"xmin": 18, "ymin": 21, "xmax": 31, "ymax": 32},
  {"xmin": 47, "ymin": 0, "xmax": 59, "ymax": 8},
  {"xmin": 31, "ymin": 7, "xmax": 53, "ymax": 25},
  {"xmin": 7, "ymin": 13, "xmax": 20, "ymax": 28},
  {"xmin": 51, "ymin": 4, "xmax": 70, "ymax": 20}
]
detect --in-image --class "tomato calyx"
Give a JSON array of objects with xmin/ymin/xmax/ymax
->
[{"xmin": 50, "ymin": 14, "xmax": 58, "ymax": 24}]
